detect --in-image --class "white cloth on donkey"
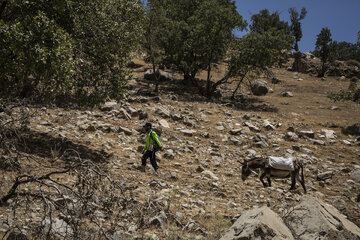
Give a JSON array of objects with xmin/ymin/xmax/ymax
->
[{"xmin": 268, "ymin": 156, "xmax": 294, "ymax": 171}]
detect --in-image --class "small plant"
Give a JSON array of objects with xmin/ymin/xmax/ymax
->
[{"xmin": 328, "ymin": 77, "xmax": 360, "ymax": 103}]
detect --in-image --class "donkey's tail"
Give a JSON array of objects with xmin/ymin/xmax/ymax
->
[{"xmin": 299, "ymin": 161, "xmax": 307, "ymax": 193}]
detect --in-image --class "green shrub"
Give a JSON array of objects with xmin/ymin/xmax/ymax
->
[{"xmin": 345, "ymin": 59, "xmax": 360, "ymax": 68}]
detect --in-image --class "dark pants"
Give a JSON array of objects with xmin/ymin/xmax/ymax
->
[{"xmin": 141, "ymin": 149, "xmax": 158, "ymax": 170}]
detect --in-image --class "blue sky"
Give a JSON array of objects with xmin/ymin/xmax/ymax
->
[{"xmin": 234, "ymin": 0, "xmax": 360, "ymax": 52}]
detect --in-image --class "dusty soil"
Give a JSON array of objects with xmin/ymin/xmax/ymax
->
[{"xmin": 0, "ymin": 59, "xmax": 359, "ymax": 239}]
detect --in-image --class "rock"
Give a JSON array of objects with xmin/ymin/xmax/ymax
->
[
  {"xmin": 263, "ymin": 120, "xmax": 275, "ymax": 130},
  {"xmin": 163, "ymin": 149, "xmax": 175, "ymax": 159},
  {"xmin": 230, "ymin": 137, "xmax": 242, "ymax": 146},
  {"xmin": 343, "ymin": 123, "xmax": 360, "ymax": 136},
  {"xmin": 183, "ymin": 117, "xmax": 196, "ymax": 127},
  {"xmin": 118, "ymin": 126, "xmax": 132, "ymax": 136},
  {"xmin": 322, "ymin": 129, "xmax": 337, "ymax": 139},
  {"xmin": 149, "ymin": 211, "xmax": 167, "ymax": 228},
  {"xmin": 180, "ymin": 129, "xmax": 196, "ymax": 136},
  {"xmin": 284, "ymin": 132, "xmax": 299, "ymax": 142},
  {"xmin": 330, "ymin": 196, "xmax": 347, "ymax": 211},
  {"xmin": 138, "ymin": 110, "xmax": 148, "ymax": 120},
  {"xmin": 100, "ymin": 101, "xmax": 118, "ymax": 111},
  {"xmin": 144, "ymin": 69, "xmax": 173, "ymax": 82},
  {"xmin": 6, "ymin": 232, "xmax": 28, "ymax": 240},
  {"xmin": 159, "ymin": 119, "xmax": 170, "ymax": 129},
  {"xmin": 350, "ymin": 170, "xmax": 360, "ymax": 183},
  {"xmin": 170, "ymin": 112, "xmax": 183, "ymax": 121},
  {"xmin": 229, "ymin": 129, "xmax": 242, "ymax": 135},
  {"xmin": 220, "ymin": 206, "xmax": 294, "ymax": 240},
  {"xmin": 299, "ymin": 130, "xmax": 315, "ymax": 138},
  {"xmin": 196, "ymin": 165, "xmax": 205, "ymax": 173},
  {"xmin": 155, "ymin": 106, "xmax": 170, "ymax": 118},
  {"xmin": 282, "ymin": 91, "xmax": 294, "ymax": 97},
  {"xmin": 317, "ymin": 171, "xmax": 333, "ymax": 181},
  {"xmin": 272, "ymin": 77, "xmax": 281, "ymax": 84},
  {"xmin": 251, "ymin": 80, "xmax": 269, "ymax": 96},
  {"xmin": 202, "ymin": 170, "xmax": 219, "ymax": 181},
  {"xmin": 284, "ymin": 196, "xmax": 360, "ymax": 240},
  {"xmin": 312, "ymin": 139, "xmax": 326, "ymax": 146},
  {"xmin": 42, "ymin": 218, "xmax": 73, "ymax": 237},
  {"xmin": 119, "ymin": 108, "xmax": 132, "ymax": 120},
  {"xmin": 244, "ymin": 122, "xmax": 260, "ymax": 132}
]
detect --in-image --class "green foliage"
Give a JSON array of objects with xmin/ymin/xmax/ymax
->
[
  {"xmin": 345, "ymin": 59, "xmax": 360, "ymax": 68},
  {"xmin": 147, "ymin": 0, "xmax": 246, "ymax": 81},
  {"xmin": 289, "ymin": 7, "xmax": 307, "ymax": 51},
  {"xmin": 0, "ymin": 8, "xmax": 75, "ymax": 102},
  {"xmin": 327, "ymin": 41, "xmax": 360, "ymax": 62},
  {"xmin": 0, "ymin": 0, "xmax": 144, "ymax": 105},
  {"xmin": 328, "ymin": 77, "xmax": 360, "ymax": 103},
  {"xmin": 250, "ymin": 9, "xmax": 290, "ymax": 35},
  {"xmin": 315, "ymin": 27, "xmax": 333, "ymax": 77}
]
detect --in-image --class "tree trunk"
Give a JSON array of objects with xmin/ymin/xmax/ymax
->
[
  {"xmin": 206, "ymin": 63, "xmax": 211, "ymax": 98},
  {"xmin": 231, "ymin": 73, "xmax": 247, "ymax": 99},
  {"xmin": 294, "ymin": 41, "xmax": 299, "ymax": 52}
]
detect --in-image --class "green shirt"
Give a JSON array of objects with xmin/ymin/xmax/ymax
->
[{"xmin": 143, "ymin": 130, "xmax": 162, "ymax": 151}]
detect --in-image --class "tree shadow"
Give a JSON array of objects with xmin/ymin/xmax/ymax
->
[
  {"xmin": 140, "ymin": 76, "xmax": 278, "ymax": 113},
  {"xmin": 15, "ymin": 128, "xmax": 109, "ymax": 163}
]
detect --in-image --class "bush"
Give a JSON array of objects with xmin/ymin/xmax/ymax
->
[
  {"xmin": 0, "ymin": 0, "xmax": 144, "ymax": 105},
  {"xmin": 345, "ymin": 59, "xmax": 360, "ymax": 68},
  {"xmin": 328, "ymin": 76, "xmax": 360, "ymax": 103}
]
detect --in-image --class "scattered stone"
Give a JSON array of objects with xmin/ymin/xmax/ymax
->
[
  {"xmin": 138, "ymin": 110, "xmax": 148, "ymax": 120},
  {"xmin": 317, "ymin": 171, "xmax": 333, "ymax": 181},
  {"xmin": 284, "ymin": 196, "xmax": 360, "ymax": 240},
  {"xmin": 282, "ymin": 91, "xmax": 294, "ymax": 97},
  {"xmin": 322, "ymin": 129, "xmax": 337, "ymax": 139},
  {"xmin": 100, "ymin": 101, "xmax": 117, "ymax": 111},
  {"xmin": 284, "ymin": 132, "xmax": 299, "ymax": 142},
  {"xmin": 251, "ymin": 80, "xmax": 269, "ymax": 96},
  {"xmin": 155, "ymin": 106, "xmax": 170, "ymax": 118},
  {"xmin": 220, "ymin": 206, "xmax": 294, "ymax": 240},
  {"xmin": 299, "ymin": 130, "xmax": 315, "ymax": 138},
  {"xmin": 159, "ymin": 119, "xmax": 170, "ymax": 129},
  {"xmin": 229, "ymin": 129, "xmax": 242, "ymax": 135},
  {"xmin": 196, "ymin": 165, "xmax": 204, "ymax": 173},
  {"xmin": 144, "ymin": 69, "xmax": 173, "ymax": 82},
  {"xmin": 312, "ymin": 139, "xmax": 326, "ymax": 146},
  {"xmin": 271, "ymin": 77, "xmax": 281, "ymax": 84},
  {"xmin": 343, "ymin": 123, "xmax": 360, "ymax": 136},
  {"xmin": 244, "ymin": 122, "xmax": 260, "ymax": 132},
  {"xmin": 149, "ymin": 211, "xmax": 167, "ymax": 228},
  {"xmin": 180, "ymin": 129, "xmax": 196, "ymax": 136},
  {"xmin": 118, "ymin": 126, "xmax": 132, "ymax": 136},
  {"xmin": 350, "ymin": 170, "xmax": 360, "ymax": 183},
  {"xmin": 163, "ymin": 149, "xmax": 175, "ymax": 159},
  {"xmin": 202, "ymin": 170, "xmax": 219, "ymax": 181}
]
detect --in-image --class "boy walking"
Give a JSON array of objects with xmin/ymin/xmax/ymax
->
[{"xmin": 141, "ymin": 122, "xmax": 163, "ymax": 174}]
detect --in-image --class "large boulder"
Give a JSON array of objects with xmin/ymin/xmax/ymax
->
[
  {"xmin": 220, "ymin": 206, "xmax": 294, "ymax": 240},
  {"xmin": 284, "ymin": 196, "xmax": 360, "ymax": 240},
  {"xmin": 251, "ymin": 80, "xmax": 269, "ymax": 96},
  {"xmin": 343, "ymin": 123, "xmax": 360, "ymax": 136},
  {"xmin": 144, "ymin": 69, "xmax": 173, "ymax": 82}
]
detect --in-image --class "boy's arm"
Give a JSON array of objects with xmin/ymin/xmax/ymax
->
[
  {"xmin": 152, "ymin": 132, "xmax": 162, "ymax": 148},
  {"xmin": 143, "ymin": 134, "xmax": 150, "ymax": 152}
]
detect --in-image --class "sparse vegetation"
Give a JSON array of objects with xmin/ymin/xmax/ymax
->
[
  {"xmin": 315, "ymin": 27, "xmax": 333, "ymax": 77},
  {"xmin": 328, "ymin": 76, "xmax": 360, "ymax": 103}
]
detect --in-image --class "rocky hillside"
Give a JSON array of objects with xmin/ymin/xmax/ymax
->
[{"xmin": 0, "ymin": 60, "xmax": 360, "ymax": 239}]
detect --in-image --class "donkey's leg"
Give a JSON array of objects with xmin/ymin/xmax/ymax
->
[
  {"xmin": 260, "ymin": 172, "xmax": 267, "ymax": 187},
  {"xmin": 267, "ymin": 177, "xmax": 271, "ymax": 187},
  {"xmin": 290, "ymin": 172, "xmax": 296, "ymax": 190},
  {"xmin": 296, "ymin": 170, "xmax": 307, "ymax": 194}
]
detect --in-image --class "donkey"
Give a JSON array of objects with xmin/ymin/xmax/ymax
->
[{"xmin": 241, "ymin": 157, "xmax": 306, "ymax": 193}]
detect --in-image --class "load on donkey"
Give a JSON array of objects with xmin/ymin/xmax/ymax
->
[{"xmin": 241, "ymin": 156, "xmax": 307, "ymax": 193}]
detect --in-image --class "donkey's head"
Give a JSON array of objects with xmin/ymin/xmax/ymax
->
[{"xmin": 241, "ymin": 161, "xmax": 251, "ymax": 181}]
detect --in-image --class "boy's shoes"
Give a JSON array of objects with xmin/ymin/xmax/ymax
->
[
  {"xmin": 140, "ymin": 165, "xmax": 145, "ymax": 172},
  {"xmin": 154, "ymin": 169, "xmax": 159, "ymax": 176}
]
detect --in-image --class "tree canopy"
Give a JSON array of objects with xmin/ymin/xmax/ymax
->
[
  {"xmin": 289, "ymin": 7, "xmax": 307, "ymax": 51},
  {"xmin": 315, "ymin": 27, "xmax": 333, "ymax": 77},
  {"xmin": 0, "ymin": 0, "xmax": 144, "ymax": 104},
  {"xmin": 250, "ymin": 9, "xmax": 290, "ymax": 35}
]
